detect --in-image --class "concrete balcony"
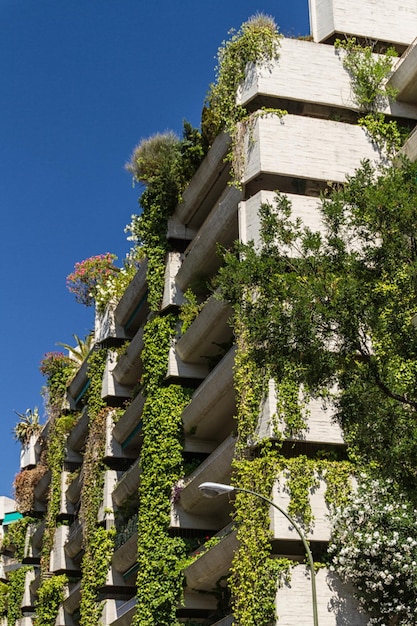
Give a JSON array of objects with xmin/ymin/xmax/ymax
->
[
  {"xmin": 256, "ymin": 379, "xmax": 344, "ymax": 446},
  {"xmin": 113, "ymin": 327, "xmax": 144, "ymax": 387},
  {"xmin": 182, "ymin": 348, "xmax": 236, "ymax": 444},
  {"xmin": 50, "ymin": 526, "xmax": 79, "ymax": 574},
  {"xmin": 63, "ymin": 581, "xmax": 81, "ymax": 615},
  {"xmin": 95, "ymin": 304, "xmax": 126, "ymax": 346},
  {"xmin": 166, "ymin": 347, "xmax": 208, "ymax": 383},
  {"xmin": 175, "ymin": 185, "xmax": 241, "ymax": 292},
  {"xmin": 112, "ymin": 392, "xmax": 145, "ymax": 452},
  {"xmin": 110, "ymin": 597, "xmax": 136, "ymax": 626},
  {"xmin": 67, "ymin": 358, "xmax": 89, "ymax": 410},
  {"xmin": 30, "ymin": 520, "xmax": 45, "ymax": 552},
  {"xmin": 34, "ymin": 470, "xmax": 51, "ymax": 504},
  {"xmin": 114, "ymin": 261, "xmax": 149, "ymax": 336},
  {"xmin": 309, "ymin": 0, "xmax": 417, "ymax": 48},
  {"xmin": 276, "ymin": 565, "xmax": 367, "ymax": 625},
  {"xmin": 112, "ymin": 458, "xmax": 141, "ymax": 508},
  {"xmin": 238, "ymin": 37, "xmax": 417, "ymax": 120},
  {"xmin": 66, "ymin": 471, "xmax": 82, "ymax": 505},
  {"xmin": 112, "ymin": 532, "xmax": 138, "ymax": 575},
  {"xmin": 401, "ymin": 124, "xmax": 417, "ymax": 162},
  {"xmin": 55, "ymin": 605, "xmax": 77, "ymax": 626},
  {"xmin": 388, "ymin": 37, "xmax": 417, "ymax": 104},
  {"xmin": 64, "ymin": 519, "xmax": 83, "ymax": 559},
  {"xmin": 242, "ymin": 114, "xmax": 381, "ymax": 188},
  {"xmin": 176, "ymin": 296, "xmax": 233, "ymax": 365},
  {"xmin": 19, "ymin": 434, "xmax": 39, "ymax": 470},
  {"xmin": 101, "ymin": 351, "xmax": 132, "ymax": 405},
  {"xmin": 176, "ymin": 435, "xmax": 236, "ymax": 527},
  {"xmin": 67, "ymin": 407, "xmax": 89, "ymax": 452},
  {"xmin": 174, "ymin": 131, "xmax": 232, "ymax": 230},
  {"xmin": 184, "ymin": 526, "xmax": 238, "ymax": 592}
]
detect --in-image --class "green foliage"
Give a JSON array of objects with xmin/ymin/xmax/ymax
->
[
  {"xmin": 179, "ymin": 289, "xmax": 204, "ymax": 334},
  {"xmin": 217, "ymin": 159, "xmax": 417, "ymax": 495},
  {"xmin": 335, "ymin": 38, "xmax": 397, "ymax": 111},
  {"xmin": 7, "ymin": 566, "xmax": 31, "ymax": 626},
  {"xmin": 86, "ymin": 349, "xmax": 108, "ymax": 420},
  {"xmin": 5, "ymin": 516, "xmax": 35, "ymax": 561},
  {"xmin": 273, "ymin": 363, "xmax": 309, "ymax": 438},
  {"xmin": 283, "ymin": 456, "xmax": 319, "ymax": 533},
  {"xmin": 0, "ymin": 580, "xmax": 8, "ymax": 615},
  {"xmin": 125, "ymin": 123, "xmax": 207, "ymax": 311},
  {"xmin": 202, "ymin": 14, "xmax": 281, "ymax": 144},
  {"xmin": 230, "ymin": 455, "xmax": 291, "ymax": 626},
  {"xmin": 41, "ymin": 414, "xmax": 76, "ymax": 575},
  {"xmin": 133, "ymin": 385, "xmax": 191, "ymax": 626},
  {"xmin": 35, "ymin": 574, "xmax": 68, "ymax": 626},
  {"xmin": 39, "ymin": 352, "xmax": 76, "ymax": 411},
  {"xmin": 359, "ymin": 112, "xmax": 409, "ymax": 157},
  {"xmin": 140, "ymin": 314, "xmax": 176, "ymax": 394},
  {"xmin": 56, "ymin": 333, "xmax": 94, "ymax": 363},
  {"xmin": 79, "ymin": 527, "xmax": 115, "ymax": 626}
]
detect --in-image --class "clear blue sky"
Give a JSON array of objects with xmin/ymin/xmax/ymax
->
[{"xmin": 0, "ymin": 0, "xmax": 309, "ymax": 497}]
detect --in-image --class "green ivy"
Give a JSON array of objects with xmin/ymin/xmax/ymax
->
[
  {"xmin": 35, "ymin": 574, "xmax": 68, "ymax": 626},
  {"xmin": 4, "ymin": 516, "xmax": 36, "ymax": 562},
  {"xmin": 41, "ymin": 414, "xmax": 77, "ymax": 576},
  {"xmin": 0, "ymin": 581, "xmax": 8, "ymax": 615},
  {"xmin": 79, "ymin": 526, "xmax": 115, "ymax": 626},
  {"xmin": 7, "ymin": 566, "xmax": 31, "ymax": 626}
]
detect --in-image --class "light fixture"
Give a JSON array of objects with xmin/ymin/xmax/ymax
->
[{"xmin": 198, "ymin": 482, "xmax": 235, "ymax": 497}]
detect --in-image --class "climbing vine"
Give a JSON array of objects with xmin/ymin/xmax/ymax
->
[
  {"xmin": 4, "ymin": 516, "xmax": 35, "ymax": 562},
  {"xmin": 34, "ymin": 574, "xmax": 68, "ymax": 626},
  {"xmin": 78, "ymin": 348, "xmax": 113, "ymax": 626},
  {"xmin": 7, "ymin": 566, "xmax": 31, "ymax": 626}
]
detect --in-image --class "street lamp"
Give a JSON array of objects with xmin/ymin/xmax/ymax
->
[{"xmin": 198, "ymin": 481, "xmax": 319, "ymax": 626}]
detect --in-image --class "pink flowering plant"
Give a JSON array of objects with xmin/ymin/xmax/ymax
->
[
  {"xmin": 329, "ymin": 475, "xmax": 417, "ymax": 625},
  {"xmin": 66, "ymin": 253, "xmax": 118, "ymax": 307}
]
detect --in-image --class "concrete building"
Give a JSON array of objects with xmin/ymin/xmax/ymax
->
[{"xmin": 3, "ymin": 1, "xmax": 417, "ymax": 624}]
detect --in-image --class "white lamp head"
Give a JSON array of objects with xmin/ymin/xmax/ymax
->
[{"xmin": 198, "ymin": 482, "xmax": 235, "ymax": 498}]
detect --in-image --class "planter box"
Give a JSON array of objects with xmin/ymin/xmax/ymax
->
[
  {"xmin": 176, "ymin": 296, "xmax": 233, "ymax": 365},
  {"xmin": 113, "ymin": 327, "xmax": 144, "ymax": 386},
  {"xmin": 67, "ymin": 407, "xmax": 89, "ymax": 452},
  {"xmin": 276, "ymin": 565, "xmax": 367, "ymax": 625},
  {"xmin": 111, "ymin": 597, "xmax": 136, "ymax": 626},
  {"xmin": 112, "ymin": 392, "xmax": 145, "ymax": 448},
  {"xmin": 256, "ymin": 379, "xmax": 344, "ymax": 446},
  {"xmin": 95, "ymin": 304, "xmax": 126, "ymax": 345},
  {"xmin": 166, "ymin": 347, "xmax": 208, "ymax": 382},
  {"xmin": 98, "ymin": 470, "xmax": 118, "ymax": 524},
  {"xmin": 185, "ymin": 528, "xmax": 238, "ymax": 591},
  {"xmin": 175, "ymin": 185, "xmax": 241, "ymax": 292},
  {"xmin": 112, "ymin": 532, "xmax": 138, "ymax": 574},
  {"xmin": 182, "ymin": 347, "xmax": 236, "ymax": 443},
  {"xmin": 64, "ymin": 519, "xmax": 83, "ymax": 559},
  {"xmin": 50, "ymin": 526, "xmax": 79, "ymax": 573},
  {"xmin": 309, "ymin": 0, "xmax": 417, "ymax": 48},
  {"xmin": 238, "ymin": 38, "xmax": 417, "ymax": 120},
  {"xmin": 112, "ymin": 458, "xmax": 141, "ymax": 508},
  {"xmin": 20, "ymin": 434, "xmax": 39, "ymax": 470},
  {"xmin": 101, "ymin": 351, "xmax": 132, "ymax": 404},
  {"xmin": 67, "ymin": 358, "xmax": 89, "ymax": 409},
  {"xmin": 388, "ymin": 37, "xmax": 417, "ymax": 104},
  {"xmin": 179, "ymin": 434, "xmax": 236, "ymax": 516},
  {"xmin": 174, "ymin": 132, "xmax": 231, "ymax": 230},
  {"xmin": 63, "ymin": 581, "xmax": 81, "ymax": 614},
  {"xmin": 243, "ymin": 114, "xmax": 381, "ymax": 187},
  {"xmin": 114, "ymin": 261, "xmax": 149, "ymax": 336},
  {"xmin": 20, "ymin": 568, "xmax": 36, "ymax": 611}
]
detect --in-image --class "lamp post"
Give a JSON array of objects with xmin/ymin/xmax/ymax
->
[{"xmin": 198, "ymin": 481, "xmax": 319, "ymax": 626}]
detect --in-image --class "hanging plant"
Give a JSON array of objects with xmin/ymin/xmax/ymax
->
[{"xmin": 66, "ymin": 253, "xmax": 119, "ymax": 307}]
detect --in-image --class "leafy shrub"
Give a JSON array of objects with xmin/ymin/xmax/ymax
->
[{"xmin": 66, "ymin": 253, "xmax": 118, "ymax": 307}]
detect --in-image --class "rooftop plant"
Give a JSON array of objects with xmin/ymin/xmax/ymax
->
[
  {"xmin": 66, "ymin": 253, "xmax": 119, "ymax": 307},
  {"xmin": 202, "ymin": 13, "xmax": 281, "ymax": 144},
  {"xmin": 13, "ymin": 407, "xmax": 41, "ymax": 445}
]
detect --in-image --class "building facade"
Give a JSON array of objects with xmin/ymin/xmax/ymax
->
[{"xmin": 3, "ymin": 1, "xmax": 417, "ymax": 624}]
